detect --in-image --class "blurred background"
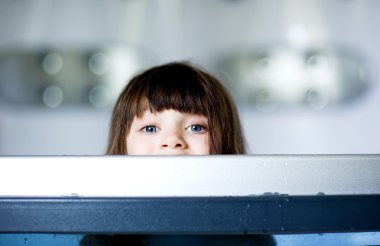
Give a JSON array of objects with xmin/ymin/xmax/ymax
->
[{"xmin": 0, "ymin": 0, "xmax": 379, "ymax": 155}]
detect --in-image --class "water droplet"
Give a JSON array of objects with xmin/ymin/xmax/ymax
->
[
  {"xmin": 89, "ymin": 85, "xmax": 111, "ymax": 108},
  {"xmin": 278, "ymin": 204, "xmax": 282, "ymax": 208},
  {"xmin": 280, "ymin": 227, "xmax": 285, "ymax": 231},
  {"xmin": 88, "ymin": 52, "xmax": 110, "ymax": 75},
  {"xmin": 24, "ymin": 238, "xmax": 28, "ymax": 244},
  {"xmin": 42, "ymin": 86, "xmax": 64, "ymax": 108},
  {"xmin": 42, "ymin": 53, "xmax": 63, "ymax": 75},
  {"xmin": 305, "ymin": 88, "xmax": 329, "ymax": 110},
  {"xmin": 285, "ymin": 198, "xmax": 290, "ymax": 202}
]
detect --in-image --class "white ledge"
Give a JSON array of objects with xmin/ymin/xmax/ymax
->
[{"xmin": 0, "ymin": 155, "xmax": 379, "ymax": 197}]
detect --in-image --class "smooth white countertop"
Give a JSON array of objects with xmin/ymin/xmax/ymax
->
[{"xmin": 0, "ymin": 155, "xmax": 379, "ymax": 197}]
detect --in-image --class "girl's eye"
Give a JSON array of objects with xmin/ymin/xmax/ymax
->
[
  {"xmin": 141, "ymin": 125, "xmax": 158, "ymax": 134},
  {"xmin": 187, "ymin": 124, "xmax": 206, "ymax": 134}
]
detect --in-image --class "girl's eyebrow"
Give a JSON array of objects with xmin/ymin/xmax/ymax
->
[
  {"xmin": 136, "ymin": 110, "xmax": 156, "ymax": 119},
  {"xmin": 186, "ymin": 115, "xmax": 208, "ymax": 123},
  {"xmin": 135, "ymin": 117, "xmax": 156, "ymax": 124},
  {"xmin": 132, "ymin": 115, "xmax": 156, "ymax": 126}
]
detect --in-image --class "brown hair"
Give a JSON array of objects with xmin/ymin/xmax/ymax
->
[{"xmin": 106, "ymin": 62, "xmax": 246, "ymax": 154}]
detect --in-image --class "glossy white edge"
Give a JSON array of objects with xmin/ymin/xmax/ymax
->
[{"xmin": 0, "ymin": 155, "xmax": 379, "ymax": 197}]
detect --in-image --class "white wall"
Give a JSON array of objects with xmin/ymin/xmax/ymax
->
[{"xmin": 0, "ymin": 0, "xmax": 379, "ymax": 155}]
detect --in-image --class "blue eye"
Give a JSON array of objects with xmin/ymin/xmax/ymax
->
[
  {"xmin": 188, "ymin": 124, "xmax": 206, "ymax": 133},
  {"xmin": 142, "ymin": 125, "xmax": 157, "ymax": 133}
]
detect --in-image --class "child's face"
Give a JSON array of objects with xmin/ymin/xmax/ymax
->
[{"xmin": 126, "ymin": 109, "xmax": 209, "ymax": 155}]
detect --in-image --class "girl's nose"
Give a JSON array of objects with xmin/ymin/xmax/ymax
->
[{"xmin": 161, "ymin": 132, "xmax": 187, "ymax": 149}]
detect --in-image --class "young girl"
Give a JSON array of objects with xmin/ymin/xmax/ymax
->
[
  {"xmin": 94, "ymin": 63, "xmax": 275, "ymax": 246},
  {"xmin": 106, "ymin": 62, "xmax": 246, "ymax": 155}
]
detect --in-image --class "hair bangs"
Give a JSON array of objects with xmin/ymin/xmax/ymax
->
[
  {"xmin": 146, "ymin": 86, "xmax": 207, "ymax": 116},
  {"xmin": 130, "ymin": 70, "xmax": 208, "ymax": 117}
]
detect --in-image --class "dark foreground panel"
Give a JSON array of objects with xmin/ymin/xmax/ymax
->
[{"xmin": 1, "ymin": 195, "xmax": 379, "ymax": 234}]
